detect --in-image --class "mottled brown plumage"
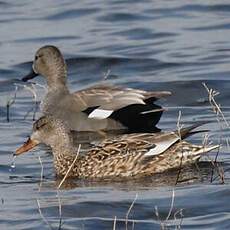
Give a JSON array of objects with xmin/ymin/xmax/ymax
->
[
  {"xmin": 15, "ymin": 116, "xmax": 219, "ymax": 179},
  {"xmin": 21, "ymin": 45, "xmax": 171, "ymax": 132}
]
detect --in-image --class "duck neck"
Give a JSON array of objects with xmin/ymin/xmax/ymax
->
[
  {"xmin": 52, "ymin": 133, "xmax": 78, "ymax": 176},
  {"xmin": 47, "ymin": 76, "xmax": 69, "ymax": 94},
  {"xmin": 52, "ymin": 132, "xmax": 75, "ymax": 157},
  {"xmin": 46, "ymin": 63, "xmax": 69, "ymax": 93}
]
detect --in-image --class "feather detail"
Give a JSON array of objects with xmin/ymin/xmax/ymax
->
[
  {"xmin": 88, "ymin": 109, "xmax": 114, "ymax": 119},
  {"xmin": 144, "ymin": 136, "xmax": 180, "ymax": 156}
]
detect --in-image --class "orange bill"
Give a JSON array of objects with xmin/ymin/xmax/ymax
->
[{"xmin": 15, "ymin": 138, "xmax": 39, "ymax": 155}]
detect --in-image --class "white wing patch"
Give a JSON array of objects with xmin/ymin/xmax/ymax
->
[
  {"xmin": 88, "ymin": 109, "xmax": 114, "ymax": 119},
  {"xmin": 145, "ymin": 137, "xmax": 180, "ymax": 156}
]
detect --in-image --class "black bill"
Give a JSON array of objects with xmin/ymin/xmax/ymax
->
[{"xmin": 21, "ymin": 69, "xmax": 38, "ymax": 82}]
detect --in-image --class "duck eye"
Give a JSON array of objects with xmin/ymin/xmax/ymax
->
[
  {"xmin": 36, "ymin": 123, "xmax": 47, "ymax": 130},
  {"xmin": 35, "ymin": 55, "xmax": 39, "ymax": 60},
  {"xmin": 33, "ymin": 120, "xmax": 47, "ymax": 131}
]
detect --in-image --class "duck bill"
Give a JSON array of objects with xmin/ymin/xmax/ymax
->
[
  {"xmin": 15, "ymin": 138, "xmax": 39, "ymax": 155},
  {"xmin": 21, "ymin": 68, "xmax": 38, "ymax": 82}
]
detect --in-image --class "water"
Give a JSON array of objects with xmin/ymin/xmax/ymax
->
[{"xmin": 0, "ymin": 0, "xmax": 230, "ymax": 229}]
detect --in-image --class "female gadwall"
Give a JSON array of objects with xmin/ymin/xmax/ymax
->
[
  {"xmin": 15, "ymin": 116, "xmax": 218, "ymax": 179},
  {"xmin": 21, "ymin": 45, "xmax": 171, "ymax": 132}
]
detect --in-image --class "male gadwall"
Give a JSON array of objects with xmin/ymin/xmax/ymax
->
[
  {"xmin": 15, "ymin": 116, "xmax": 218, "ymax": 179},
  {"xmin": 21, "ymin": 45, "xmax": 171, "ymax": 132}
]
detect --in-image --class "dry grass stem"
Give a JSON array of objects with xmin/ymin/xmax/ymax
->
[
  {"xmin": 202, "ymin": 82, "xmax": 229, "ymax": 127},
  {"xmin": 153, "ymin": 190, "xmax": 183, "ymax": 229},
  {"xmin": 6, "ymin": 84, "xmax": 18, "ymax": 122},
  {"xmin": 175, "ymin": 111, "xmax": 184, "ymax": 185},
  {"xmin": 204, "ymin": 143, "xmax": 224, "ymax": 183},
  {"xmin": 176, "ymin": 110, "xmax": 183, "ymax": 140},
  {"xmin": 56, "ymin": 190, "xmax": 63, "ymax": 230},
  {"xmin": 36, "ymin": 199, "xmax": 53, "ymax": 230},
  {"xmin": 38, "ymin": 156, "xmax": 44, "ymax": 192},
  {"xmin": 103, "ymin": 69, "xmax": 111, "ymax": 80},
  {"xmin": 141, "ymin": 108, "xmax": 165, "ymax": 115},
  {"xmin": 131, "ymin": 221, "xmax": 135, "ymax": 230},
  {"xmin": 154, "ymin": 206, "xmax": 161, "ymax": 225},
  {"xmin": 202, "ymin": 133, "xmax": 223, "ymax": 183},
  {"xmin": 202, "ymin": 133, "xmax": 212, "ymax": 148},
  {"xmin": 33, "ymin": 82, "xmax": 47, "ymax": 90},
  {"xmin": 226, "ymin": 138, "xmax": 230, "ymax": 150},
  {"xmin": 12, "ymin": 82, "xmax": 41, "ymax": 120},
  {"xmin": 203, "ymin": 82, "xmax": 227, "ymax": 184},
  {"xmin": 174, "ymin": 209, "xmax": 184, "ymax": 230},
  {"xmin": 166, "ymin": 189, "xmax": 175, "ymax": 221},
  {"xmin": 22, "ymin": 83, "xmax": 38, "ymax": 120},
  {"xmin": 125, "ymin": 193, "xmax": 138, "ymax": 230},
  {"xmin": 113, "ymin": 216, "xmax": 117, "ymax": 230},
  {"xmin": 58, "ymin": 144, "xmax": 81, "ymax": 189}
]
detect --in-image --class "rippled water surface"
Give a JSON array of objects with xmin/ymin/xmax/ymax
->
[{"xmin": 1, "ymin": 1, "xmax": 230, "ymax": 229}]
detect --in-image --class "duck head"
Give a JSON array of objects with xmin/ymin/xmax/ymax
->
[
  {"xmin": 21, "ymin": 45, "xmax": 67, "ymax": 88},
  {"xmin": 15, "ymin": 116, "xmax": 72, "ymax": 156}
]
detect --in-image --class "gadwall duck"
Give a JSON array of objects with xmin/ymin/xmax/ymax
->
[
  {"xmin": 15, "ymin": 116, "xmax": 218, "ymax": 179},
  {"xmin": 21, "ymin": 45, "xmax": 171, "ymax": 132}
]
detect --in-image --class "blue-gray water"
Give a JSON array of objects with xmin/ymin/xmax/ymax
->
[{"xmin": 0, "ymin": 1, "xmax": 230, "ymax": 229}]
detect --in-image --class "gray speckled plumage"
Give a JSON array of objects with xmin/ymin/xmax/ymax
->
[{"xmin": 22, "ymin": 45, "xmax": 171, "ymax": 132}]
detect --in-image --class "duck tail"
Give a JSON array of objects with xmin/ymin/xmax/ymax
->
[
  {"xmin": 177, "ymin": 121, "xmax": 212, "ymax": 140},
  {"xmin": 191, "ymin": 144, "xmax": 220, "ymax": 161},
  {"xmin": 143, "ymin": 91, "xmax": 172, "ymax": 103},
  {"xmin": 110, "ymin": 103, "xmax": 164, "ymax": 133}
]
